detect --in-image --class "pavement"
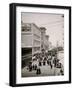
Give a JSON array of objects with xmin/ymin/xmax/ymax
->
[{"xmin": 21, "ymin": 61, "xmax": 62, "ymax": 77}]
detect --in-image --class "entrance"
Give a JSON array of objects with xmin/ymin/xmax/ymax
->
[{"xmin": 21, "ymin": 48, "xmax": 32, "ymax": 68}]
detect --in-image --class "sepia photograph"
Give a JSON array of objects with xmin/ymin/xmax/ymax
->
[
  {"xmin": 10, "ymin": 3, "xmax": 71, "ymax": 86},
  {"xmin": 21, "ymin": 12, "xmax": 64, "ymax": 77}
]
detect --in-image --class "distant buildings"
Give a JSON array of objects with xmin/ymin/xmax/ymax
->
[
  {"xmin": 21, "ymin": 23, "xmax": 49, "ymax": 55},
  {"xmin": 40, "ymin": 27, "xmax": 49, "ymax": 51},
  {"xmin": 40, "ymin": 27, "xmax": 46, "ymax": 50},
  {"xmin": 45, "ymin": 35, "xmax": 49, "ymax": 50}
]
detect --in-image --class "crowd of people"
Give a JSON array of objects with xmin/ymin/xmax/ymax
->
[{"xmin": 26, "ymin": 49, "xmax": 64, "ymax": 76}]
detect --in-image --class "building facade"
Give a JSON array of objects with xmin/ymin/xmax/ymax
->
[
  {"xmin": 45, "ymin": 35, "xmax": 49, "ymax": 50},
  {"xmin": 21, "ymin": 23, "xmax": 41, "ymax": 55},
  {"xmin": 21, "ymin": 23, "xmax": 49, "ymax": 56},
  {"xmin": 40, "ymin": 27, "xmax": 49, "ymax": 51},
  {"xmin": 40, "ymin": 27, "xmax": 46, "ymax": 50}
]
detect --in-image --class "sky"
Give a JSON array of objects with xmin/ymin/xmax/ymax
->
[{"xmin": 21, "ymin": 12, "xmax": 64, "ymax": 47}]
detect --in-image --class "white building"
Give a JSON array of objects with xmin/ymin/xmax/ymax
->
[{"xmin": 21, "ymin": 23, "xmax": 41, "ymax": 55}]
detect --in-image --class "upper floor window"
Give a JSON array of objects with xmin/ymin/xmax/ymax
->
[{"xmin": 22, "ymin": 24, "xmax": 31, "ymax": 32}]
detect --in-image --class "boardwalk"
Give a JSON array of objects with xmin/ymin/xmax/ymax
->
[
  {"xmin": 21, "ymin": 50, "xmax": 64, "ymax": 77},
  {"xmin": 22, "ymin": 60, "xmax": 62, "ymax": 77}
]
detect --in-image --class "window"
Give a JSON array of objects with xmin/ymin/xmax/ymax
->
[{"xmin": 22, "ymin": 24, "xmax": 31, "ymax": 32}]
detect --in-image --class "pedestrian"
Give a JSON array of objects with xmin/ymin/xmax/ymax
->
[
  {"xmin": 36, "ymin": 68, "xmax": 41, "ymax": 75},
  {"xmin": 60, "ymin": 69, "xmax": 64, "ymax": 75},
  {"xmin": 53, "ymin": 58, "xmax": 57, "ymax": 67},
  {"xmin": 47, "ymin": 60, "xmax": 49, "ymax": 65},
  {"xmin": 50, "ymin": 64, "xmax": 53, "ymax": 69},
  {"xmin": 47, "ymin": 60, "xmax": 50, "ymax": 65},
  {"xmin": 34, "ymin": 64, "xmax": 37, "ymax": 70},
  {"xmin": 44, "ymin": 56, "xmax": 47, "ymax": 61},
  {"xmin": 43, "ymin": 61, "xmax": 46, "ymax": 66},
  {"xmin": 32, "ymin": 65, "xmax": 35, "ymax": 70},
  {"xmin": 38, "ymin": 68, "xmax": 41, "ymax": 74},
  {"xmin": 39, "ymin": 61, "xmax": 42, "ymax": 66},
  {"xmin": 29, "ymin": 65, "xmax": 32, "ymax": 72}
]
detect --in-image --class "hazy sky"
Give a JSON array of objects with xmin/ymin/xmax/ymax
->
[{"xmin": 21, "ymin": 12, "xmax": 64, "ymax": 47}]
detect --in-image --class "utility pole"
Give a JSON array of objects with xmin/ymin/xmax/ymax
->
[{"xmin": 56, "ymin": 41, "xmax": 59, "ymax": 59}]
